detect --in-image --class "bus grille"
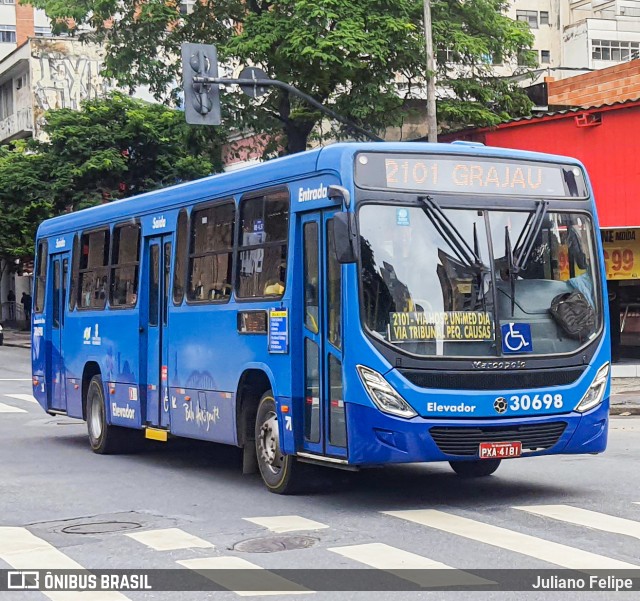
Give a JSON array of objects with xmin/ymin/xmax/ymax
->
[
  {"xmin": 399, "ymin": 368, "xmax": 585, "ymax": 391},
  {"xmin": 429, "ymin": 422, "xmax": 567, "ymax": 457}
]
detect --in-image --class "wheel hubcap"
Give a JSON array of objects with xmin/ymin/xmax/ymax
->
[
  {"xmin": 89, "ymin": 393, "xmax": 102, "ymax": 440},
  {"xmin": 258, "ymin": 411, "xmax": 283, "ymax": 475}
]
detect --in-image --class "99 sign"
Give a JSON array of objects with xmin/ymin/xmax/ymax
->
[{"xmin": 604, "ymin": 248, "xmax": 634, "ymax": 276}]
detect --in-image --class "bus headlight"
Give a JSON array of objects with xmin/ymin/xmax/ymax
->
[
  {"xmin": 575, "ymin": 363, "xmax": 610, "ymax": 413},
  {"xmin": 357, "ymin": 365, "xmax": 417, "ymax": 419}
]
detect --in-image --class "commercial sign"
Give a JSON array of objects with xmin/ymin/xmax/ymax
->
[{"xmin": 601, "ymin": 229, "xmax": 640, "ymax": 280}]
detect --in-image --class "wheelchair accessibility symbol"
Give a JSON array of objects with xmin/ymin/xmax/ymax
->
[{"xmin": 501, "ymin": 323, "xmax": 533, "ymax": 354}]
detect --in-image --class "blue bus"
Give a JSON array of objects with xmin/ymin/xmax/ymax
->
[{"xmin": 32, "ymin": 142, "xmax": 610, "ymax": 493}]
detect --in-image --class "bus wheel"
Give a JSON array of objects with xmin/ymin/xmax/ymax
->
[
  {"xmin": 86, "ymin": 375, "xmax": 133, "ymax": 454},
  {"xmin": 255, "ymin": 391, "xmax": 302, "ymax": 494},
  {"xmin": 449, "ymin": 459, "xmax": 501, "ymax": 478}
]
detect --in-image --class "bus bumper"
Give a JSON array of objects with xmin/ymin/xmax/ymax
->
[{"xmin": 345, "ymin": 398, "xmax": 609, "ymax": 466}]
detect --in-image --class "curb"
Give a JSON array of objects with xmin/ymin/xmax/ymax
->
[{"xmin": 1, "ymin": 342, "xmax": 31, "ymax": 349}]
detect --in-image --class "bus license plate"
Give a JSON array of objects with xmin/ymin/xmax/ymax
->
[{"xmin": 479, "ymin": 441, "xmax": 522, "ymax": 459}]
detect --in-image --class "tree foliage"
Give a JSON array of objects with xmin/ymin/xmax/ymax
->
[
  {"xmin": 0, "ymin": 92, "xmax": 222, "ymax": 266},
  {"xmin": 26, "ymin": 0, "xmax": 536, "ymax": 152}
]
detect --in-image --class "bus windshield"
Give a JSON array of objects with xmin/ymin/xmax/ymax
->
[{"xmin": 359, "ymin": 203, "xmax": 601, "ymax": 357}]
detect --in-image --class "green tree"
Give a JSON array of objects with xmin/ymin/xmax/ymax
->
[
  {"xmin": 27, "ymin": 0, "xmax": 535, "ymax": 153},
  {"xmin": 0, "ymin": 92, "xmax": 222, "ymax": 266},
  {"xmin": 0, "ymin": 143, "xmax": 52, "ymax": 281}
]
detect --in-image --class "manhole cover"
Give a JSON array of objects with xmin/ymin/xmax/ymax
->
[
  {"xmin": 61, "ymin": 521, "xmax": 142, "ymax": 535},
  {"xmin": 232, "ymin": 535, "xmax": 317, "ymax": 553}
]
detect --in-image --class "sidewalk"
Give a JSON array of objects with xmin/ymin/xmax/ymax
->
[
  {"xmin": 1, "ymin": 326, "xmax": 638, "ymax": 413},
  {"xmin": 1, "ymin": 327, "xmax": 31, "ymax": 349}
]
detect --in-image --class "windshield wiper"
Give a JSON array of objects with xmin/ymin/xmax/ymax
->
[
  {"xmin": 418, "ymin": 196, "xmax": 483, "ymax": 268},
  {"xmin": 513, "ymin": 200, "xmax": 549, "ymax": 271},
  {"xmin": 419, "ymin": 195, "xmax": 489, "ymax": 312},
  {"xmin": 503, "ymin": 200, "xmax": 549, "ymax": 317}
]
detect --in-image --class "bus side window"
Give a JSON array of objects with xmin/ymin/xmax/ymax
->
[
  {"xmin": 69, "ymin": 234, "xmax": 79, "ymax": 311},
  {"xmin": 327, "ymin": 218, "xmax": 342, "ymax": 349},
  {"xmin": 34, "ymin": 240, "xmax": 48, "ymax": 314},
  {"xmin": 77, "ymin": 228, "xmax": 110, "ymax": 310},
  {"xmin": 236, "ymin": 190, "xmax": 289, "ymax": 298},
  {"xmin": 173, "ymin": 209, "xmax": 188, "ymax": 305},
  {"xmin": 110, "ymin": 222, "xmax": 141, "ymax": 307},
  {"xmin": 187, "ymin": 201, "xmax": 235, "ymax": 303}
]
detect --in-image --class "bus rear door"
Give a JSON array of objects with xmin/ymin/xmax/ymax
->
[
  {"xmin": 47, "ymin": 250, "xmax": 70, "ymax": 412},
  {"xmin": 142, "ymin": 235, "xmax": 172, "ymax": 430},
  {"xmin": 300, "ymin": 211, "xmax": 347, "ymax": 459}
]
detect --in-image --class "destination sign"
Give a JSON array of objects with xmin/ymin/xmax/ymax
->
[
  {"xmin": 388, "ymin": 311, "xmax": 494, "ymax": 343},
  {"xmin": 355, "ymin": 153, "xmax": 587, "ymax": 198}
]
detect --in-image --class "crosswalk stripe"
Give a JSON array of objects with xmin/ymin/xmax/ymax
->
[
  {"xmin": 0, "ymin": 527, "xmax": 130, "ymax": 600},
  {"xmin": 243, "ymin": 516, "xmax": 329, "ymax": 533},
  {"xmin": 384, "ymin": 509, "xmax": 638, "ymax": 570},
  {"xmin": 514, "ymin": 505, "xmax": 640, "ymax": 540},
  {"xmin": 125, "ymin": 528, "xmax": 214, "ymax": 551},
  {"xmin": 0, "ymin": 402, "xmax": 27, "ymax": 413},
  {"xmin": 177, "ymin": 556, "xmax": 313, "ymax": 596},
  {"xmin": 0, "ymin": 378, "xmax": 32, "ymax": 381},
  {"xmin": 5, "ymin": 393, "xmax": 38, "ymax": 404},
  {"xmin": 328, "ymin": 542, "xmax": 492, "ymax": 588}
]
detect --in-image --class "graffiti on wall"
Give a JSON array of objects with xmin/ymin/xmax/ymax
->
[{"xmin": 31, "ymin": 40, "xmax": 112, "ymax": 137}]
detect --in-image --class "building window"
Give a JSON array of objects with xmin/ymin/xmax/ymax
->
[
  {"xmin": 517, "ymin": 49, "xmax": 538, "ymax": 66},
  {"xmin": 540, "ymin": 50, "xmax": 551, "ymax": 64},
  {"xmin": 437, "ymin": 47, "xmax": 456, "ymax": 64},
  {"xmin": 592, "ymin": 39, "xmax": 640, "ymax": 62},
  {"xmin": 0, "ymin": 80, "xmax": 13, "ymax": 120},
  {"xmin": 516, "ymin": 10, "xmax": 538, "ymax": 29},
  {"xmin": 180, "ymin": 0, "xmax": 196, "ymax": 15},
  {"xmin": 34, "ymin": 26, "xmax": 52, "ymax": 38},
  {"xmin": 0, "ymin": 1, "xmax": 16, "ymax": 4},
  {"xmin": 0, "ymin": 25, "xmax": 16, "ymax": 44},
  {"xmin": 540, "ymin": 11, "xmax": 549, "ymax": 26}
]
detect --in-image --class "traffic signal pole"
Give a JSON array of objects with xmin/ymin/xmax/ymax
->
[
  {"xmin": 193, "ymin": 75, "xmax": 383, "ymax": 142},
  {"xmin": 182, "ymin": 42, "xmax": 381, "ymax": 142}
]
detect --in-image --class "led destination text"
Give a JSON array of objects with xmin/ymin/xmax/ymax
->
[
  {"xmin": 385, "ymin": 158, "xmax": 567, "ymax": 196},
  {"xmin": 355, "ymin": 153, "xmax": 584, "ymax": 197}
]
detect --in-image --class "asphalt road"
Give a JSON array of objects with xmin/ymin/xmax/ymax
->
[{"xmin": 1, "ymin": 345, "xmax": 639, "ymax": 600}]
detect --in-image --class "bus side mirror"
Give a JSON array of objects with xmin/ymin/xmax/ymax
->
[{"xmin": 332, "ymin": 212, "xmax": 359, "ymax": 264}]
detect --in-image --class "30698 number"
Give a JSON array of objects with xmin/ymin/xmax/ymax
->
[{"xmin": 509, "ymin": 393, "xmax": 563, "ymax": 411}]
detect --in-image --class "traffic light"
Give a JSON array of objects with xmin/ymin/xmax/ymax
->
[{"xmin": 181, "ymin": 43, "xmax": 221, "ymax": 125}]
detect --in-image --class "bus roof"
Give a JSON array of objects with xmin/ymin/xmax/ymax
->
[{"xmin": 37, "ymin": 141, "xmax": 586, "ymax": 238}]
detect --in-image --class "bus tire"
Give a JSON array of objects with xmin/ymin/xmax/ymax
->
[
  {"xmin": 255, "ymin": 391, "xmax": 303, "ymax": 494},
  {"xmin": 449, "ymin": 459, "xmax": 501, "ymax": 478},
  {"xmin": 86, "ymin": 375, "xmax": 136, "ymax": 454}
]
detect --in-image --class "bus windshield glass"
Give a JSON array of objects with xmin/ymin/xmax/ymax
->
[{"xmin": 359, "ymin": 204, "xmax": 601, "ymax": 357}]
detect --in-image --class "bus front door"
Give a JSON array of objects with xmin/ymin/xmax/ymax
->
[
  {"xmin": 48, "ymin": 253, "xmax": 69, "ymax": 411},
  {"xmin": 300, "ymin": 211, "xmax": 347, "ymax": 459},
  {"xmin": 142, "ymin": 235, "xmax": 172, "ymax": 429}
]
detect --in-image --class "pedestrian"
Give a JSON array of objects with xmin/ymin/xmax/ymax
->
[
  {"xmin": 7, "ymin": 289, "xmax": 15, "ymax": 320},
  {"xmin": 21, "ymin": 291, "xmax": 32, "ymax": 324}
]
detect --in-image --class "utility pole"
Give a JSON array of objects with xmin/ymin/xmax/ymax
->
[{"xmin": 423, "ymin": 0, "xmax": 438, "ymax": 142}]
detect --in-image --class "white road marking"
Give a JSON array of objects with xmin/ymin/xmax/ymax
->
[
  {"xmin": 328, "ymin": 542, "xmax": 492, "ymax": 588},
  {"xmin": 243, "ymin": 516, "xmax": 329, "ymax": 533},
  {"xmin": 177, "ymin": 556, "xmax": 313, "ymax": 596},
  {"xmin": 384, "ymin": 509, "xmax": 638, "ymax": 570},
  {"xmin": 0, "ymin": 378, "xmax": 32, "ymax": 381},
  {"xmin": 0, "ymin": 527, "xmax": 130, "ymax": 600},
  {"xmin": 514, "ymin": 505, "xmax": 640, "ymax": 540},
  {"xmin": 5, "ymin": 393, "xmax": 38, "ymax": 404},
  {"xmin": 125, "ymin": 528, "xmax": 214, "ymax": 551},
  {"xmin": 0, "ymin": 402, "xmax": 27, "ymax": 413}
]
